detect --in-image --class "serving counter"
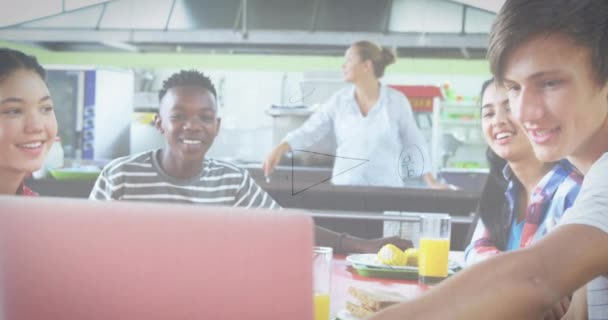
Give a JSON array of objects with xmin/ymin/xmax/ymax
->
[
  {"xmin": 26, "ymin": 165, "xmax": 481, "ymax": 249},
  {"xmin": 247, "ymin": 166, "xmax": 479, "ymax": 249}
]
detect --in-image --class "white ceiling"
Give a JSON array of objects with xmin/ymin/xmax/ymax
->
[
  {"xmin": 0, "ymin": 0, "xmax": 498, "ymax": 57},
  {"xmin": 0, "ymin": 0, "xmax": 112, "ymax": 27},
  {"xmin": 449, "ymin": 0, "xmax": 505, "ymax": 13}
]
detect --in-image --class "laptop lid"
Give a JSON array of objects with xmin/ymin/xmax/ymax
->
[{"xmin": 0, "ymin": 196, "xmax": 314, "ymax": 320}]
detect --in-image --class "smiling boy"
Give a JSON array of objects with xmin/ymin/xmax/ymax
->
[
  {"xmin": 90, "ymin": 70, "xmax": 412, "ymax": 254},
  {"xmin": 369, "ymin": 0, "xmax": 608, "ymax": 319},
  {"xmin": 90, "ymin": 70, "xmax": 277, "ymax": 208}
]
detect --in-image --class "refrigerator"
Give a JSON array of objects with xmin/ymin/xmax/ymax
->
[{"xmin": 46, "ymin": 67, "xmax": 134, "ymax": 161}]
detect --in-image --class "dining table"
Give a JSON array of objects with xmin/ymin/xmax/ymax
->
[{"xmin": 330, "ymin": 252, "xmax": 465, "ymax": 319}]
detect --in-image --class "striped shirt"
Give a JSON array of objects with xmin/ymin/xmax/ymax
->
[
  {"xmin": 560, "ymin": 153, "xmax": 608, "ymax": 319},
  {"xmin": 89, "ymin": 149, "xmax": 278, "ymax": 209},
  {"xmin": 465, "ymin": 160, "xmax": 582, "ymax": 265}
]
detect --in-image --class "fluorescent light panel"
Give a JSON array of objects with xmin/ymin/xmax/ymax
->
[{"xmin": 100, "ymin": 40, "xmax": 139, "ymax": 52}]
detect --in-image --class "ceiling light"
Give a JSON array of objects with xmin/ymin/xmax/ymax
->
[{"xmin": 100, "ymin": 41, "xmax": 139, "ymax": 52}]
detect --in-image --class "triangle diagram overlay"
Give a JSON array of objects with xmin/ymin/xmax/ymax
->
[{"xmin": 291, "ymin": 150, "xmax": 369, "ymax": 196}]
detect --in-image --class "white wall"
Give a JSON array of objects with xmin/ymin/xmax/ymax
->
[{"xmin": 138, "ymin": 68, "xmax": 490, "ymax": 163}]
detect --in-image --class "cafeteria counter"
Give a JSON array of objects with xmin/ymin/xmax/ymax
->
[{"xmin": 26, "ymin": 165, "xmax": 480, "ymax": 250}]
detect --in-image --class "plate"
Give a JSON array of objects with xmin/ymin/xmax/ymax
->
[
  {"xmin": 346, "ymin": 254, "xmax": 460, "ymax": 271},
  {"xmin": 334, "ymin": 309, "xmax": 359, "ymax": 320},
  {"xmin": 49, "ymin": 167, "xmax": 101, "ymax": 180},
  {"xmin": 350, "ymin": 262, "xmax": 457, "ymax": 280},
  {"xmin": 351, "ymin": 263, "xmax": 419, "ymax": 280}
]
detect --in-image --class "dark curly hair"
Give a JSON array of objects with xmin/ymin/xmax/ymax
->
[
  {"xmin": 158, "ymin": 70, "xmax": 217, "ymax": 102},
  {"xmin": 0, "ymin": 48, "xmax": 46, "ymax": 83}
]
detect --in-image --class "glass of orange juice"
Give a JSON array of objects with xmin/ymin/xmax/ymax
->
[
  {"xmin": 313, "ymin": 246, "xmax": 332, "ymax": 320},
  {"xmin": 418, "ymin": 214, "xmax": 451, "ymax": 285}
]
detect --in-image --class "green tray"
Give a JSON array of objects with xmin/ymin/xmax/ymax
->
[
  {"xmin": 49, "ymin": 168, "xmax": 101, "ymax": 180},
  {"xmin": 352, "ymin": 263, "xmax": 419, "ymax": 280},
  {"xmin": 351, "ymin": 263, "xmax": 459, "ymax": 281}
]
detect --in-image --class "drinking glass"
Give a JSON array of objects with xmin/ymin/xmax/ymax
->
[
  {"xmin": 313, "ymin": 246, "xmax": 332, "ymax": 320},
  {"xmin": 418, "ymin": 214, "xmax": 451, "ymax": 285}
]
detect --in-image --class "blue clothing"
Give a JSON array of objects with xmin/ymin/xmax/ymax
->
[
  {"xmin": 465, "ymin": 159, "xmax": 582, "ymax": 265},
  {"xmin": 506, "ymin": 219, "xmax": 524, "ymax": 251}
]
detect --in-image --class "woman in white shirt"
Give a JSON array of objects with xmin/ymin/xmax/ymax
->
[{"xmin": 263, "ymin": 40, "xmax": 445, "ymax": 188}]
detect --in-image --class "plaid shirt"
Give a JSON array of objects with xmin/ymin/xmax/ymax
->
[{"xmin": 465, "ymin": 160, "xmax": 582, "ymax": 266}]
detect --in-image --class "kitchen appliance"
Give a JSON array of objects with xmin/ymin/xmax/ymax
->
[
  {"xmin": 46, "ymin": 67, "xmax": 134, "ymax": 161},
  {"xmin": 265, "ymin": 72, "xmax": 347, "ymax": 168},
  {"xmin": 266, "ymin": 105, "xmax": 336, "ymax": 167},
  {"xmin": 82, "ymin": 69, "xmax": 134, "ymax": 160},
  {"xmin": 130, "ymin": 92, "xmax": 164, "ymax": 154}
]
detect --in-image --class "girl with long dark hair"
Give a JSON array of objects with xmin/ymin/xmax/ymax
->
[
  {"xmin": 464, "ymin": 78, "xmax": 581, "ymax": 264},
  {"xmin": 0, "ymin": 48, "xmax": 56, "ymax": 195}
]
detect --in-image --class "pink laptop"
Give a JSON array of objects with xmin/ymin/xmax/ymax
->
[{"xmin": 0, "ymin": 196, "xmax": 314, "ymax": 320}]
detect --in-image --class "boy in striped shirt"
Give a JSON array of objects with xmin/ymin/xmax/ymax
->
[{"xmin": 90, "ymin": 70, "xmax": 412, "ymax": 254}]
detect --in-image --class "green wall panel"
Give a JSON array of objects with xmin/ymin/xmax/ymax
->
[{"xmin": 1, "ymin": 41, "xmax": 489, "ymax": 75}]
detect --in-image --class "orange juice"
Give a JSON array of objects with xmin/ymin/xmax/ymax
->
[
  {"xmin": 419, "ymin": 238, "xmax": 450, "ymax": 280},
  {"xmin": 314, "ymin": 292, "xmax": 330, "ymax": 320}
]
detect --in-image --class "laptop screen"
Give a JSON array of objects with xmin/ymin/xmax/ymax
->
[{"xmin": 0, "ymin": 196, "xmax": 314, "ymax": 320}]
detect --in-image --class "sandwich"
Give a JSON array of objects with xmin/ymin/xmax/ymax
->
[{"xmin": 345, "ymin": 286, "xmax": 408, "ymax": 319}]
